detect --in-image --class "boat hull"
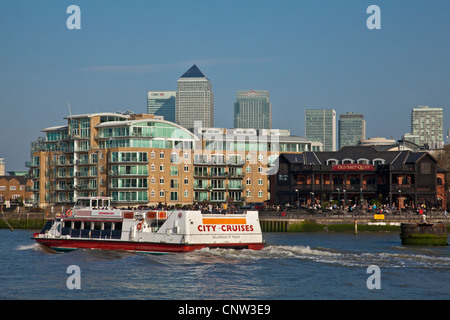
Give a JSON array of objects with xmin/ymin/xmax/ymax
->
[{"xmin": 33, "ymin": 237, "xmax": 265, "ymax": 254}]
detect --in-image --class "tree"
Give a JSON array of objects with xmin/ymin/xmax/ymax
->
[
  {"xmin": 434, "ymin": 145, "xmax": 450, "ymax": 209},
  {"xmin": 434, "ymin": 145, "xmax": 450, "ymax": 181}
]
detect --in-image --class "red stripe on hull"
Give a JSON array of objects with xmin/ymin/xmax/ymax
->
[{"xmin": 34, "ymin": 238, "xmax": 264, "ymax": 253}]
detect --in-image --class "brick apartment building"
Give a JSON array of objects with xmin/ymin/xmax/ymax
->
[
  {"xmin": 27, "ymin": 112, "xmax": 320, "ymax": 208},
  {"xmin": 0, "ymin": 176, "xmax": 34, "ymax": 207}
]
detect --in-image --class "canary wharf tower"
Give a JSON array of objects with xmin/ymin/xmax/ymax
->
[{"xmin": 176, "ymin": 65, "xmax": 214, "ymax": 131}]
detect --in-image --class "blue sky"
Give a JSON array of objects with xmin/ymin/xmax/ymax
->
[{"xmin": 1, "ymin": 0, "xmax": 449, "ymax": 171}]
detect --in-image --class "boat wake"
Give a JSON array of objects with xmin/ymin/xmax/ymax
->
[
  {"xmin": 16, "ymin": 243, "xmax": 39, "ymax": 251},
  {"xmin": 16, "ymin": 243, "xmax": 59, "ymax": 254},
  {"xmin": 183, "ymin": 245, "xmax": 450, "ymax": 269},
  {"xmin": 20, "ymin": 238, "xmax": 449, "ymax": 270}
]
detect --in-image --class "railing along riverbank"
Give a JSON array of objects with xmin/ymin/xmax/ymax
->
[
  {"xmin": 258, "ymin": 209, "xmax": 449, "ymax": 232},
  {"xmin": 1, "ymin": 209, "xmax": 448, "ymax": 232}
]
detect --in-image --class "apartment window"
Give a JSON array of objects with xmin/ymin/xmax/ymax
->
[
  {"xmin": 159, "ymin": 177, "xmax": 165, "ymax": 184},
  {"xmin": 246, "ymin": 190, "xmax": 252, "ymax": 197},
  {"xmin": 258, "ymin": 190, "xmax": 263, "ymax": 197},
  {"xmin": 246, "ymin": 166, "xmax": 251, "ymax": 173},
  {"xmin": 183, "ymin": 165, "xmax": 189, "ymax": 172},
  {"xmin": 170, "ymin": 179, "xmax": 178, "ymax": 189},
  {"xmin": 10, "ymin": 186, "xmax": 16, "ymax": 191},
  {"xmin": 150, "ymin": 177, "xmax": 156, "ymax": 184},
  {"xmin": 159, "ymin": 164, "xmax": 164, "ymax": 172},
  {"xmin": 150, "ymin": 151, "xmax": 155, "ymax": 159},
  {"xmin": 150, "ymin": 163, "xmax": 156, "ymax": 171},
  {"xmin": 159, "ymin": 190, "xmax": 165, "ymax": 197},
  {"xmin": 159, "ymin": 151, "xmax": 165, "ymax": 159},
  {"xmin": 258, "ymin": 178, "xmax": 263, "ymax": 185},
  {"xmin": 170, "ymin": 153, "xmax": 179, "ymax": 164},
  {"xmin": 150, "ymin": 190, "xmax": 156, "ymax": 197},
  {"xmin": 258, "ymin": 166, "xmax": 263, "ymax": 173},
  {"xmin": 170, "ymin": 191, "xmax": 178, "ymax": 201},
  {"xmin": 184, "ymin": 177, "xmax": 189, "ymax": 185},
  {"xmin": 184, "ymin": 190, "xmax": 189, "ymax": 198},
  {"xmin": 170, "ymin": 166, "xmax": 178, "ymax": 176},
  {"xmin": 246, "ymin": 178, "xmax": 251, "ymax": 185}
]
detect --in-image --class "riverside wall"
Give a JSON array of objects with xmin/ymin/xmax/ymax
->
[
  {"xmin": 259, "ymin": 210, "xmax": 449, "ymax": 232},
  {"xmin": 1, "ymin": 210, "xmax": 449, "ymax": 232}
]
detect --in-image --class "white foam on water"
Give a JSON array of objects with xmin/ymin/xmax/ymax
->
[
  {"xmin": 16, "ymin": 243, "xmax": 39, "ymax": 251},
  {"xmin": 185, "ymin": 245, "xmax": 450, "ymax": 269}
]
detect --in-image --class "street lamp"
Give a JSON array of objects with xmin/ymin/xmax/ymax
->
[
  {"xmin": 337, "ymin": 187, "xmax": 340, "ymax": 207},
  {"xmin": 295, "ymin": 189, "xmax": 299, "ymax": 210},
  {"xmin": 343, "ymin": 190, "xmax": 347, "ymax": 208}
]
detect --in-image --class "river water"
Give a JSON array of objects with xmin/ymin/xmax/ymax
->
[{"xmin": 0, "ymin": 229, "xmax": 448, "ymax": 300}]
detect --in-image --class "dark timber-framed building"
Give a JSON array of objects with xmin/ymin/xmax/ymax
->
[{"xmin": 271, "ymin": 146, "xmax": 446, "ymax": 210}]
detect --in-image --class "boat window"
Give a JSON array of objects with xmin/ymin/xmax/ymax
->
[
  {"xmin": 104, "ymin": 222, "xmax": 112, "ymax": 230},
  {"xmin": 75, "ymin": 198, "xmax": 91, "ymax": 208},
  {"xmin": 111, "ymin": 222, "xmax": 122, "ymax": 239},
  {"xmin": 40, "ymin": 220, "xmax": 54, "ymax": 233},
  {"xmin": 80, "ymin": 222, "xmax": 91, "ymax": 238},
  {"xmin": 62, "ymin": 221, "xmax": 72, "ymax": 236},
  {"xmin": 151, "ymin": 221, "xmax": 164, "ymax": 232},
  {"xmin": 114, "ymin": 222, "xmax": 122, "ymax": 231},
  {"xmin": 91, "ymin": 221, "xmax": 102, "ymax": 238},
  {"xmin": 83, "ymin": 221, "xmax": 91, "ymax": 230},
  {"xmin": 73, "ymin": 221, "xmax": 82, "ymax": 230},
  {"xmin": 93, "ymin": 221, "xmax": 102, "ymax": 230},
  {"xmin": 92, "ymin": 199, "xmax": 98, "ymax": 208}
]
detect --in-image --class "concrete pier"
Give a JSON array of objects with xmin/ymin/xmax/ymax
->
[{"xmin": 400, "ymin": 222, "xmax": 448, "ymax": 245}]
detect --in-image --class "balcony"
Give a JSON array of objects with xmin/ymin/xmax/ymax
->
[
  {"xmin": 293, "ymin": 183, "xmax": 379, "ymax": 193},
  {"xmin": 25, "ymin": 160, "xmax": 39, "ymax": 167}
]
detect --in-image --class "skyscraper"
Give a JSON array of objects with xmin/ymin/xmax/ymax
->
[
  {"xmin": 411, "ymin": 105, "xmax": 444, "ymax": 148},
  {"xmin": 339, "ymin": 112, "xmax": 366, "ymax": 148},
  {"xmin": 234, "ymin": 90, "xmax": 272, "ymax": 129},
  {"xmin": 176, "ymin": 65, "xmax": 214, "ymax": 131},
  {"xmin": 305, "ymin": 109, "xmax": 336, "ymax": 151},
  {"xmin": 147, "ymin": 91, "xmax": 176, "ymax": 122}
]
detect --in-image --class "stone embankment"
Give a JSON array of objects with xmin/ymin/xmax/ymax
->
[
  {"xmin": 259, "ymin": 209, "xmax": 449, "ymax": 232},
  {"xmin": 1, "ymin": 209, "xmax": 449, "ymax": 233}
]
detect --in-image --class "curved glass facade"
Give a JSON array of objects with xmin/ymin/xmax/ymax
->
[{"xmin": 97, "ymin": 121, "xmax": 195, "ymax": 150}]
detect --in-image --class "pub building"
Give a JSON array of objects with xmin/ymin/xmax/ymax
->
[{"xmin": 271, "ymin": 146, "xmax": 447, "ymax": 210}]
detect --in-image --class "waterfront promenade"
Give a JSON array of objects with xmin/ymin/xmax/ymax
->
[
  {"xmin": 1, "ymin": 208, "xmax": 448, "ymax": 230},
  {"xmin": 258, "ymin": 208, "xmax": 449, "ymax": 232}
]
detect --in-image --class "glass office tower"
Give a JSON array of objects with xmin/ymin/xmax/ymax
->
[
  {"xmin": 339, "ymin": 112, "xmax": 366, "ymax": 148},
  {"xmin": 147, "ymin": 91, "xmax": 176, "ymax": 122},
  {"xmin": 305, "ymin": 109, "xmax": 336, "ymax": 151},
  {"xmin": 234, "ymin": 90, "xmax": 272, "ymax": 129},
  {"xmin": 411, "ymin": 105, "xmax": 444, "ymax": 149}
]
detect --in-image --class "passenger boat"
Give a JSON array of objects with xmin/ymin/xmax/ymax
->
[{"xmin": 32, "ymin": 197, "xmax": 264, "ymax": 254}]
